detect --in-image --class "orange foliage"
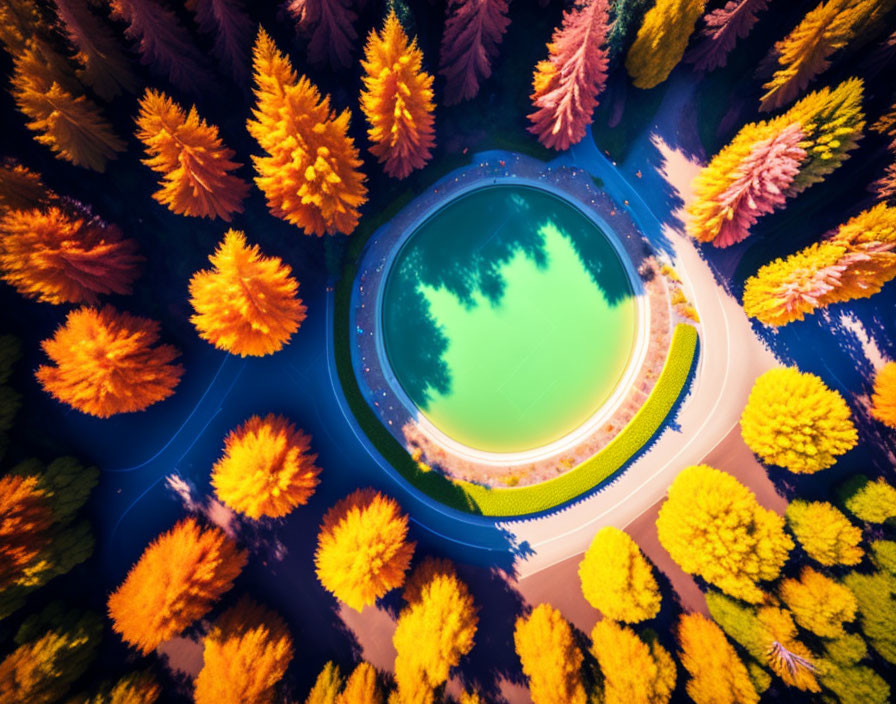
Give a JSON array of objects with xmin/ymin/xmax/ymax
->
[
  {"xmin": 189, "ymin": 230, "xmax": 307, "ymax": 357},
  {"xmin": 36, "ymin": 306, "xmax": 183, "ymax": 418},
  {"xmin": 247, "ymin": 29, "xmax": 368, "ymax": 236},
  {"xmin": 360, "ymin": 11, "xmax": 436, "ymax": 179},
  {"xmin": 0, "ymin": 161, "xmax": 49, "ymax": 213},
  {"xmin": 0, "ymin": 474, "xmax": 52, "ymax": 589},
  {"xmin": 194, "ymin": 597, "xmax": 294, "ymax": 704},
  {"xmin": 211, "ymin": 413, "xmax": 320, "ymax": 519},
  {"xmin": 315, "ymin": 488, "xmax": 415, "ymax": 611},
  {"xmin": 136, "ymin": 90, "xmax": 249, "ymax": 221},
  {"xmin": 108, "ymin": 517, "xmax": 247, "ymax": 654},
  {"xmin": 0, "ymin": 206, "xmax": 141, "ymax": 304}
]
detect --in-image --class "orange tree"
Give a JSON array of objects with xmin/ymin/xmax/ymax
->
[{"xmin": 590, "ymin": 619, "xmax": 676, "ymax": 704}]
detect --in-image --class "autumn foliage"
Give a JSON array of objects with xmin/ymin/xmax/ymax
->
[
  {"xmin": 286, "ymin": 0, "xmax": 358, "ymax": 70},
  {"xmin": 248, "ymin": 29, "xmax": 367, "ymax": 236},
  {"xmin": 0, "ymin": 205, "xmax": 141, "ymax": 304},
  {"xmin": 656, "ymin": 465, "xmax": 792, "ymax": 602},
  {"xmin": 527, "ymin": 0, "xmax": 610, "ymax": 151},
  {"xmin": 187, "ymin": 0, "xmax": 253, "ymax": 79},
  {"xmin": 211, "ymin": 413, "xmax": 320, "ymax": 519},
  {"xmin": 36, "ymin": 306, "xmax": 183, "ymax": 418},
  {"xmin": 844, "ymin": 476, "xmax": 896, "ymax": 523},
  {"xmin": 189, "ymin": 230, "xmax": 306, "ymax": 357},
  {"xmin": 779, "ymin": 566, "xmax": 857, "ymax": 638},
  {"xmin": 513, "ymin": 603, "xmax": 587, "ymax": 704},
  {"xmin": 315, "ymin": 489, "xmax": 415, "ymax": 611},
  {"xmin": 0, "ymin": 474, "xmax": 52, "ymax": 589},
  {"xmin": 625, "ymin": 0, "xmax": 706, "ymax": 89},
  {"xmin": 740, "ymin": 368, "xmax": 857, "ymax": 473},
  {"xmin": 360, "ymin": 11, "xmax": 436, "ymax": 179},
  {"xmin": 687, "ymin": 0, "xmax": 770, "ymax": 72},
  {"xmin": 439, "ymin": 0, "xmax": 510, "ymax": 105},
  {"xmin": 136, "ymin": 90, "xmax": 249, "ymax": 221},
  {"xmin": 108, "ymin": 518, "xmax": 247, "ymax": 653},
  {"xmin": 194, "ymin": 597, "xmax": 294, "ymax": 704},
  {"xmin": 786, "ymin": 500, "xmax": 864, "ymax": 566},
  {"xmin": 578, "ymin": 526, "xmax": 660, "ymax": 623},
  {"xmin": 590, "ymin": 620, "xmax": 676, "ymax": 704}
]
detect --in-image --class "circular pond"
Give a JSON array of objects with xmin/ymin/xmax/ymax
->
[{"xmin": 380, "ymin": 185, "xmax": 638, "ymax": 453}]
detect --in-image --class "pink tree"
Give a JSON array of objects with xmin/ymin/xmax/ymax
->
[
  {"xmin": 439, "ymin": 0, "xmax": 511, "ymax": 105},
  {"xmin": 687, "ymin": 0, "xmax": 771, "ymax": 72},
  {"xmin": 527, "ymin": 0, "xmax": 610, "ymax": 151},
  {"xmin": 109, "ymin": 0, "xmax": 208, "ymax": 93},
  {"xmin": 187, "ymin": 0, "xmax": 253, "ymax": 80},
  {"xmin": 286, "ymin": 0, "xmax": 358, "ymax": 70},
  {"xmin": 713, "ymin": 122, "xmax": 806, "ymax": 248}
]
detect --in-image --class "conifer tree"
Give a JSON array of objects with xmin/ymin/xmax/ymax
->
[
  {"xmin": 687, "ymin": 0, "xmax": 770, "ymax": 72},
  {"xmin": 0, "ymin": 205, "xmax": 141, "ymax": 304},
  {"xmin": 108, "ymin": 518, "xmax": 247, "ymax": 654},
  {"xmin": 786, "ymin": 500, "xmax": 864, "ymax": 566},
  {"xmin": 578, "ymin": 526, "xmax": 660, "ymax": 623},
  {"xmin": 527, "ymin": 0, "xmax": 610, "ymax": 150},
  {"xmin": 247, "ymin": 29, "xmax": 368, "ymax": 236},
  {"xmin": 136, "ymin": 90, "xmax": 249, "ymax": 221},
  {"xmin": 186, "ymin": 0, "xmax": 252, "ymax": 79},
  {"xmin": 513, "ymin": 603, "xmax": 587, "ymax": 704},
  {"xmin": 843, "ymin": 475, "xmax": 896, "ymax": 523},
  {"xmin": 740, "ymin": 368, "xmax": 857, "ymax": 472},
  {"xmin": 439, "ymin": 0, "xmax": 510, "ymax": 105},
  {"xmin": 656, "ymin": 465, "xmax": 792, "ymax": 602},
  {"xmin": 306, "ymin": 662, "xmax": 343, "ymax": 704},
  {"xmin": 625, "ymin": 0, "xmax": 707, "ymax": 89},
  {"xmin": 338, "ymin": 662, "xmax": 382, "ymax": 704},
  {"xmin": 590, "ymin": 620, "xmax": 676, "ymax": 704},
  {"xmin": 189, "ymin": 230, "xmax": 307, "ymax": 356},
  {"xmin": 315, "ymin": 489, "xmax": 415, "ymax": 611},
  {"xmin": 779, "ymin": 566, "xmax": 857, "ymax": 638},
  {"xmin": 286, "ymin": 0, "xmax": 358, "ymax": 70},
  {"xmin": 194, "ymin": 597, "xmax": 294, "ymax": 704},
  {"xmin": 211, "ymin": 413, "xmax": 320, "ymax": 519},
  {"xmin": 36, "ymin": 306, "xmax": 182, "ymax": 417},
  {"xmin": 360, "ymin": 11, "xmax": 436, "ymax": 179}
]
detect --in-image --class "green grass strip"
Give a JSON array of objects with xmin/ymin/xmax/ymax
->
[{"xmin": 456, "ymin": 323, "xmax": 699, "ymax": 516}]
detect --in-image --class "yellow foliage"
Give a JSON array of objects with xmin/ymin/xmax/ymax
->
[
  {"xmin": 75, "ymin": 672, "xmax": 161, "ymax": 704},
  {"xmin": 247, "ymin": 29, "xmax": 367, "ymax": 236},
  {"xmin": 136, "ymin": 90, "xmax": 249, "ymax": 221},
  {"xmin": 305, "ymin": 662, "xmax": 342, "ymax": 704},
  {"xmin": 786, "ymin": 500, "xmax": 864, "ymax": 566},
  {"xmin": 360, "ymin": 11, "xmax": 435, "ymax": 179},
  {"xmin": 315, "ymin": 489, "xmax": 415, "ymax": 611},
  {"xmin": 676, "ymin": 612, "xmax": 759, "ymax": 704},
  {"xmin": 513, "ymin": 603, "xmax": 587, "ymax": 704},
  {"xmin": 757, "ymin": 606, "xmax": 820, "ymax": 692},
  {"xmin": 871, "ymin": 362, "xmax": 896, "ymax": 428},
  {"xmin": 194, "ymin": 597, "xmax": 294, "ymax": 704},
  {"xmin": 844, "ymin": 476, "xmax": 896, "ymax": 523},
  {"xmin": 656, "ymin": 465, "xmax": 792, "ymax": 603},
  {"xmin": 590, "ymin": 620, "xmax": 675, "ymax": 704},
  {"xmin": 337, "ymin": 662, "xmax": 382, "ymax": 704},
  {"xmin": 107, "ymin": 518, "xmax": 247, "ymax": 654},
  {"xmin": 578, "ymin": 526, "xmax": 660, "ymax": 623},
  {"xmin": 779, "ymin": 566, "xmax": 857, "ymax": 638},
  {"xmin": 189, "ymin": 230, "xmax": 307, "ymax": 357},
  {"xmin": 394, "ymin": 558, "xmax": 477, "ymax": 698},
  {"xmin": 740, "ymin": 367, "xmax": 857, "ymax": 472},
  {"xmin": 829, "ymin": 203, "xmax": 896, "ymax": 298},
  {"xmin": 625, "ymin": 0, "xmax": 706, "ymax": 89},
  {"xmin": 211, "ymin": 414, "xmax": 320, "ymax": 519}
]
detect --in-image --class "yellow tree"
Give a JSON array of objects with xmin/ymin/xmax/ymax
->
[
  {"xmin": 872, "ymin": 362, "xmax": 896, "ymax": 428},
  {"xmin": 760, "ymin": 0, "xmax": 894, "ymax": 111},
  {"xmin": 625, "ymin": 0, "xmax": 706, "ymax": 89},
  {"xmin": 786, "ymin": 500, "xmax": 863, "ymax": 566},
  {"xmin": 338, "ymin": 662, "xmax": 382, "ymax": 704},
  {"xmin": 513, "ymin": 603, "xmax": 587, "ymax": 704},
  {"xmin": 194, "ymin": 597, "xmax": 294, "ymax": 704},
  {"xmin": 740, "ymin": 368, "xmax": 857, "ymax": 472},
  {"xmin": 360, "ymin": 10, "xmax": 435, "ymax": 179},
  {"xmin": 11, "ymin": 46, "xmax": 124, "ymax": 171},
  {"xmin": 656, "ymin": 465, "xmax": 792, "ymax": 603},
  {"xmin": 393, "ymin": 558, "xmax": 478, "ymax": 701},
  {"xmin": 107, "ymin": 518, "xmax": 247, "ymax": 654},
  {"xmin": 305, "ymin": 662, "xmax": 342, "ymax": 704},
  {"xmin": 189, "ymin": 230, "xmax": 307, "ymax": 357},
  {"xmin": 211, "ymin": 414, "xmax": 320, "ymax": 519},
  {"xmin": 69, "ymin": 671, "xmax": 162, "ymax": 704},
  {"xmin": 247, "ymin": 29, "xmax": 368, "ymax": 236},
  {"xmin": 136, "ymin": 90, "xmax": 249, "ymax": 221},
  {"xmin": 315, "ymin": 489, "xmax": 415, "ymax": 611},
  {"xmin": 36, "ymin": 306, "xmax": 183, "ymax": 418},
  {"xmin": 842, "ymin": 570, "xmax": 896, "ymax": 664},
  {"xmin": 778, "ymin": 566, "xmax": 857, "ymax": 638},
  {"xmin": 577, "ymin": 526, "xmax": 660, "ymax": 623},
  {"xmin": 590, "ymin": 619, "xmax": 676, "ymax": 704},
  {"xmin": 844, "ymin": 476, "xmax": 896, "ymax": 523}
]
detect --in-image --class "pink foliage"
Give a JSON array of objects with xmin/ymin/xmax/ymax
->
[
  {"xmin": 527, "ymin": 0, "xmax": 610, "ymax": 151},
  {"xmin": 286, "ymin": 0, "xmax": 357, "ymax": 70},
  {"xmin": 777, "ymin": 259, "xmax": 850, "ymax": 315},
  {"xmin": 109, "ymin": 0, "xmax": 208, "ymax": 93},
  {"xmin": 687, "ymin": 0, "xmax": 770, "ymax": 72},
  {"xmin": 714, "ymin": 122, "xmax": 806, "ymax": 248},
  {"xmin": 187, "ymin": 0, "xmax": 253, "ymax": 80},
  {"xmin": 439, "ymin": 0, "xmax": 511, "ymax": 105}
]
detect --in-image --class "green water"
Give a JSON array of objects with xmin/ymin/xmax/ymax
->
[{"xmin": 381, "ymin": 185, "xmax": 637, "ymax": 453}]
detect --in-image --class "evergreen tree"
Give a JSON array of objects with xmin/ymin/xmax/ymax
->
[{"xmin": 687, "ymin": 0, "xmax": 771, "ymax": 72}]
